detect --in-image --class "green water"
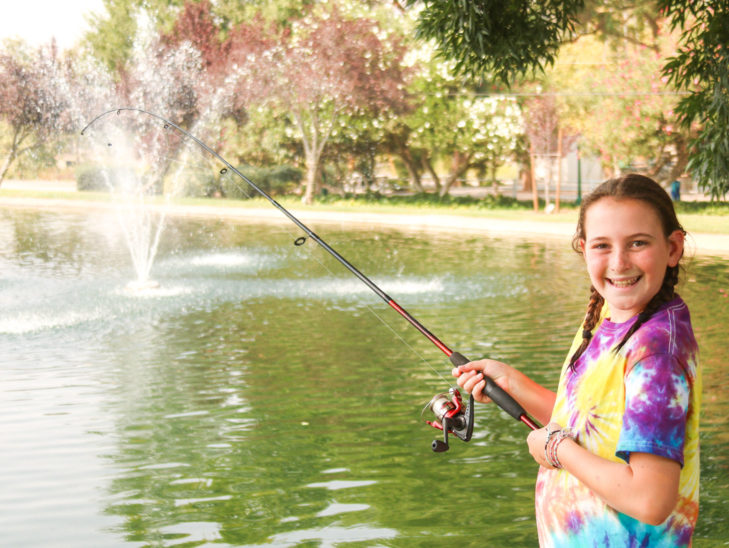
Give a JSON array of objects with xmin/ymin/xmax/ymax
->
[{"xmin": 1, "ymin": 208, "xmax": 727, "ymax": 547}]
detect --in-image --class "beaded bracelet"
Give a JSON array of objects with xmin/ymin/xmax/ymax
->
[{"xmin": 544, "ymin": 428, "xmax": 574, "ymax": 469}]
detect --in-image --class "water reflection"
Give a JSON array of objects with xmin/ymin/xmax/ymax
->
[{"xmin": 0, "ymin": 208, "xmax": 727, "ymax": 546}]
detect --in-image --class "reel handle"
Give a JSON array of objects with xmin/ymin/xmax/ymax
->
[
  {"xmin": 449, "ymin": 351, "xmax": 530, "ymax": 424},
  {"xmin": 432, "ymin": 440, "xmax": 449, "ymax": 452}
]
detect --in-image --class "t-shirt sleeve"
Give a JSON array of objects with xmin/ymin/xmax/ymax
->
[{"xmin": 616, "ymin": 354, "xmax": 690, "ymax": 466}]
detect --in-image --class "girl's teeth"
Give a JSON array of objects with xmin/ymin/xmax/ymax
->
[{"xmin": 611, "ymin": 277, "xmax": 639, "ymax": 288}]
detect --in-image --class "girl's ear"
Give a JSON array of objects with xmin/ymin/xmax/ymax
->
[
  {"xmin": 579, "ymin": 239, "xmax": 586, "ymax": 255},
  {"xmin": 667, "ymin": 230, "xmax": 685, "ymax": 267}
]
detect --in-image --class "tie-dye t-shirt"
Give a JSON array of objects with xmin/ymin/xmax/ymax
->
[{"xmin": 535, "ymin": 297, "xmax": 701, "ymax": 547}]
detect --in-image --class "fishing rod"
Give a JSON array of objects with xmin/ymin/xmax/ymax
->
[{"xmin": 81, "ymin": 107, "xmax": 540, "ymax": 450}]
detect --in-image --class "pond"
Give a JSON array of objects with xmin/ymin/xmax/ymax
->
[{"xmin": 1, "ymin": 207, "xmax": 727, "ymax": 547}]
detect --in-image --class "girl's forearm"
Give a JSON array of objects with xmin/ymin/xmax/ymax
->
[
  {"xmin": 557, "ymin": 440, "xmax": 680, "ymax": 525},
  {"xmin": 509, "ymin": 369, "xmax": 555, "ymax": 426}
]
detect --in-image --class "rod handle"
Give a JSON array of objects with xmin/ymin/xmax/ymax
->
[{"xmin": 449, "ymin": 351, "xmax": 528, "ymax": 422}]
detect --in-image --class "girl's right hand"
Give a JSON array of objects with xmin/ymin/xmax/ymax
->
[{"xmin": 452, "ymin": 359, "xmax": 514, "ymax": 404}]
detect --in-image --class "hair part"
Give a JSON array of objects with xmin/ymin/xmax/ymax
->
[{"xmin": 567, "ymin": 173, "xmax": 686, "ymax": 371}]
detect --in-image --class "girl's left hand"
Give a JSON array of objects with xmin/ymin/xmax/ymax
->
[{"xmin": 527, "ymin": 422, "xmax": 562, "ymax": 469}]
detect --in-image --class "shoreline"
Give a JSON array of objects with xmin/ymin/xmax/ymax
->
[{"xmin": 1, "ymin": 193, "xmax": 728, "ymax": 258}]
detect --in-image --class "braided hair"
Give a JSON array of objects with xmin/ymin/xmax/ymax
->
[{"xmin": 567, "ymin": 174, "xmax": 686, "ymax": 371}]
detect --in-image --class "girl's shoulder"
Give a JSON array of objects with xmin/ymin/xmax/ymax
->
[{"xmin": 623, "ymin": 296, "xmax": 698, "ymax": 371}]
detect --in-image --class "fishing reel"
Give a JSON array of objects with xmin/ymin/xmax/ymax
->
[{"xmin": 424, "ymin": 388, "xmax": 474, "ymax": 452}]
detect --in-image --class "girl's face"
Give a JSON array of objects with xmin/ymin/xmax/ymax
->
[{"xmin": 580, "ymin": 197, "xmax": 684, "ymax": 323}]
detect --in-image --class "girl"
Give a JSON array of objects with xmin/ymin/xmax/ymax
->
[{"xmin": 454, "ymin": 174, "xmax": 700, "ymax": 547}]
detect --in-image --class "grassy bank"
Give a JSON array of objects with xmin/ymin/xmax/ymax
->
[{"xmin": 1, "ymin": 186, "xmax": 727, "ymax": 234}]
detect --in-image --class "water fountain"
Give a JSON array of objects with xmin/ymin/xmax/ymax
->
[{"xmin": 75, "ymin": 11, "xmax": 249, "ymax": 293}]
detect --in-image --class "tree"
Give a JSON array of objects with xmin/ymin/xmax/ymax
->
[
  {"xmin": 392, "ymin": 55, "xmax": 523, "ymax": 196},
  {"xmin": 405, "ymin": 0, "xmax": 585, "ymax": 83},
  {"xmin": 236, "ymin": 6, "xmax": 410, "ymax": 204},
  {"xmin": 84, "ymin": 0, "xmax": 200, "ymax": 74},
  {"xmin": 661, "ymin": 0, "xmax": 729, "ymax": 199},
  {"xmin": 0, "ymin": 43, "xmax": 74, "ymax": 185},
  {"xmin": 160, "ymin": 0, "xmax": 248, "ymax": 127},
  {"xmin": 84, "ymin": 0, "xmax": 143, "ymax": 74},
  {"xmin": 409, "ymin": 0, "xmax": 729, "ymax": 199},
  {"xmin": 546, "ymin": 34, "xmax": 688, "ymax": 183}
]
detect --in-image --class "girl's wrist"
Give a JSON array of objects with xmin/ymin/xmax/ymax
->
[{"xmin": 544, "ymin": 427, "xmax": 575, "ymax": 469}]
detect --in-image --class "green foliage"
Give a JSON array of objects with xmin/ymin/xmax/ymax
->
[
  {"xmin": 573, "ymin": 0, "xmax": 664, "ymax": 50},
  {"xmin": 168, "ymin": 164, "xmax": 300, "ymax": 199},
  {"xmin": 545, "ymin": 34, "xmax": 683, "ymax": 174},
  {"xmin": 221, "ymin": 165, "xmax": 302, "ymax": 199},
  {"xmin": 409, "ymin": 0, "xmax": 585, "ymax": 84},
  {"xmin": 215, "ymin": 0, "xmax": 315, "ymax": 28},
  {"xmin": 660, "ymin": 0, "xmax": 729, "ymax": 200},
  {"xmin": 219, "ymin": 108, "xmax": 297, "ymax": 168},
  {"xmin": 84, "ymin": 0, "xmax": 204, "ymax": 73},
  {"xmin": 83, "ymin": 0, "xmax": 141, "ymax": 74}
]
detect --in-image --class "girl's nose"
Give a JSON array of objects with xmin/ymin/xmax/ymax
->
[{"xmin": 610, "ymin": 249, "xmax": 631, "ymax": 271}]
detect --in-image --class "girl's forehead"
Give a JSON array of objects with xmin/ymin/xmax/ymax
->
[{"xmin": 584, "ymin": 197, "xmax": 663, "ymax": 235}]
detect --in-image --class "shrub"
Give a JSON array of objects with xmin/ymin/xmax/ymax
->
[{"xmin": 222, "ymin": 164, "xmax": 302, "ymax": 199}]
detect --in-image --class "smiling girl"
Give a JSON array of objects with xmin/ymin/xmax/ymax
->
[{"xmin": 454, "ymin": 174, "xmax": 701, "ymax": 546}]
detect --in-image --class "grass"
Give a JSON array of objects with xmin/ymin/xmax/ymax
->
[{"xmin": 1, "ymin": 186, "xmax": 727, "ymax": 234}]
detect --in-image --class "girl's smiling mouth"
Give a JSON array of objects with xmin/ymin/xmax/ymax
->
[{"xmin": 607, "ymin": 275, "xmax": 642, "ymax": 288}]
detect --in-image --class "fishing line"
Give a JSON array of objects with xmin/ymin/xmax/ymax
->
[
  {"xmin": 81, "ymin": 107, "xmax": 540, "ymax": 448},
  {"xmin": 288, "ymin": 236, "xmax": 453, "ymax": 386},
  {"xmin": 212, "ymin": 150, "xmax": 451, "ymax": 383}
]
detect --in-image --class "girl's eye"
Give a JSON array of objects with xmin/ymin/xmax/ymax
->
[{"xmin": 631, "ymin": 240, "xmax": 648, "ymax": 248}]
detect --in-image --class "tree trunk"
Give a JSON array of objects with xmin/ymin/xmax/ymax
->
[
  {"xmin": 490, "ymin": 161, "xmax": 499, "ymax": 195},
  {"xmin": 439, "ymin": 150, "xmax": 471, "ymax": 197},
  {"xmin": 295, "ymin": 106, "xmax": 337, "ymax": 205},
  {"xmin": 0, "ymin": 151, "xmax": 15, "ymax": 186},
  {"xmin": 422, "ymin": 155, "xmax": 440, "ymax": 194},
  {"xmin": 666, "ymin": 135, "xmax": 689, "ymax": 184},
  {"xmin": 302, "ymin": 151, "xmax": 319, "ymax": 205},
  {"xmin": 530, "ymin": 144, "xmax": 539, "ymax": 211},
  {"xmin": 398, "ymin": 147, "xmax": 424, "ymax": 192},
  {"xmin": 520, "ymin": 162, "xmax": 533, "ymax": 192},
  {"xmin": 0, "ymin": 127, "xmax": 25, "ymax": 186}
]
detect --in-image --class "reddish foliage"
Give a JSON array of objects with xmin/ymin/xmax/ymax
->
[
  {"xmin": 279, "ymin": 8, "xmax": 408, "ymax": 114},
  {"xmin": 0, "ymin": 49, "xmax": 70, "ymax": 135},
  {"xmin": 162, "ymin": 0, "xmax": 229, "ymax": 79},
  {"xmin": 0, "ymin": 44, "xmax": 74, "ymax": 182}
]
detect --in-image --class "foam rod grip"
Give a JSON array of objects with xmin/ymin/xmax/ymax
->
[{"xmin": 449, "ymin": 351, "xmax": 527, "ymax": 422}]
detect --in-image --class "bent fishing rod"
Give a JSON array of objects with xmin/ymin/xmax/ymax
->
[{"xmin": 81, "ymin": 107, "xmax": 540, "ymax": 450}]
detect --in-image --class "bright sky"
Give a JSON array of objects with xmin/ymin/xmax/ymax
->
[{"xmin": 0, "ymin": 0, "xmax": 105, "ymax": 49}]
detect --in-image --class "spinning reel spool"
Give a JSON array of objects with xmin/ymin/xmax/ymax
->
[{"xmin": 425, "ymin": 388, "xmax": 474, "ymax": 452}]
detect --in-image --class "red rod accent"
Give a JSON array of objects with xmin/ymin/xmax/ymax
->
[
  {"xmin": 521, "ymin": 415, "xmax": 539, "ymax": 431},
  {"xmin": 387, "ymin": 299, "xmax": 453, "ymax": 356}
]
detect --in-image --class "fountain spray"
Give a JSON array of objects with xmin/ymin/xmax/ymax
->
[{"xmin": 82, "ymin": 107, "xmax": 540, "ymax": 450}]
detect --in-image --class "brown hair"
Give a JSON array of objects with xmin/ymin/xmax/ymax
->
[{"xmin": 567, "ymin": 173, "xmax": 685, "ymax": 370}]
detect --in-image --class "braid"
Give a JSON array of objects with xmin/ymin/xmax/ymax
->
[
  {"xmin": 614, "ymin": 264, "xmax": 680, "ymax": 354},
  {"xmin": 568, "ymin": 286, "xmax": 604, "ymax": 371}
]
